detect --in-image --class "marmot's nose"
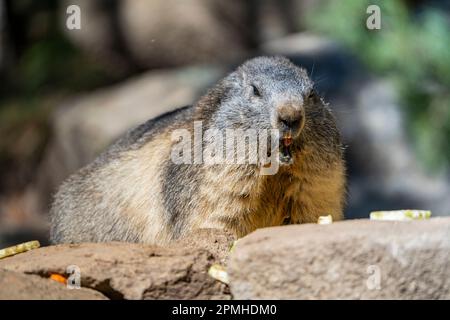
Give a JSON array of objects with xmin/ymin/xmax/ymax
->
[{"xmin": 277, "ymin": 103, "xmax": 304, "ymax": 136}]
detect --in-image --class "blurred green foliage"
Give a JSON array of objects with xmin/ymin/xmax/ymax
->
[
  {"xmin": 16, "ymin": 34, "xmax": 110, "ymax": 96},
  {"xmin": 307, "ymin": 0, "xmax": 450, "ymax": 171}
]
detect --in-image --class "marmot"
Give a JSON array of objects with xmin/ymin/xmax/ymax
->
[{"xmin": 50, "ymin": 56, "xmax": 346, "ymax": 245}]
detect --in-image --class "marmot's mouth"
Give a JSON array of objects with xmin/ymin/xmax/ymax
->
[{"xmin": 279, "ymin": 135, "xmax": 294, "ymax": 165}]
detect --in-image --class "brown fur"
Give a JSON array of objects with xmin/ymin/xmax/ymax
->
[{"xmin": 50, "ymin": 56, "xmax": 346, "ymax": 244}]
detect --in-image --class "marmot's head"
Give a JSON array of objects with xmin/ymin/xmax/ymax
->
[{"xmin": 207, "ymin": 56, "xmax": 326, "ymax": 165}]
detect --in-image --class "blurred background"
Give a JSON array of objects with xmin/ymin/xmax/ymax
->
[{"xmin": 0, "ymin": 0, "xmax": 449, "ymax": 247}]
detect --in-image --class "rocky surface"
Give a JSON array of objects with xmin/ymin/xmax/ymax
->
[
  {"xmin": 1, "ymin": 219, "xmax": 449, "ymax": 300},
  {"xmin": 0, "ymin": 269, "xmax": 107, "ymax": 300},
  {"xmin": 228, "ymin": 217, "xmax": 450, "ymax": 299},
  {"xmin": 0, "ymin": 229, "xmax": 233, "ymax": 300},
  {"xmin": 173, "ymin": 228, "xmax": 235, "ymax": 264}
]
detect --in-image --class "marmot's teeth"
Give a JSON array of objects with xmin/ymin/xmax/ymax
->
[
  {"xmin": 282, "ymin": 136, "xmax": 293, "ymax": 147},
  {"xmin": 280, "ymin": 145, "xmax": 293, "ymax": 164}
]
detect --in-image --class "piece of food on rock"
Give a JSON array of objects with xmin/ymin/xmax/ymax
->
[
  {"xmin": 317, "ymin": 215, "xmax": 333, "ymax": 224},
  {"xmin": 208, "ymin": 264, "xmax": 229, "ymax": 285},
  {"xmin": 50, "ymin": 273, "xmax": 68, "ymax": 285},
  {"xmin": 0, "ymin": 240, "xmax": 40, "ymax": 259},
  {"xmin": 370, "ymin": 210, "xmax": 431, "ymax": 221}
]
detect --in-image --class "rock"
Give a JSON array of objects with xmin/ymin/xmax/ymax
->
[
  {"xmin": 228, "ymin": 217, "xmax": 450, "ymax": 299},
  {"xmin": 60, "ymin": 0, "xmax": 250, "ymax": 71},
  {"xmin": 0, "ymin": 269, "xmax": 107, "ymax": 300},
  {"xmin": 172, "ymin": 228, "xmax": 236, "ymax": 264},
  {"xmin": 0, "ymin": 242, "xmax": 229, "ymax": 300},
  {"xmin": 118, "ymin": 0, "xmax": 249, "ymax": 68},
  {"xmin": 34, "ymin": 66, "xmax": 224, "ymax": 214}
]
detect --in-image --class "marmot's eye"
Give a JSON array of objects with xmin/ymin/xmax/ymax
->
[
  {"xmin": 251, "ymin": 84, "xmax": 261, "ymax": 97},
  {"xmin": 308, "ymin": 89, "xmax": 316, "ymax": 99}
]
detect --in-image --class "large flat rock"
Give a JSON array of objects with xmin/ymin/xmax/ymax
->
[
  {"xmin": 228, "ymin": 218, "xmax": 450, "ymax": 299},
  {"xmin": 0, "ymin": 241, "xmax": 230, "ymax": 300}
]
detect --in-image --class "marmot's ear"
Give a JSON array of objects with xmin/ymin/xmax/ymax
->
[
  {"xmin": 232, "ymin": 68, "xmax": 248, "ymax": 86},
  {"xmin": 225, "ymin": 69, "xmax": 247, "ymax": 91},
  {"xmin": 237, "ymin": 70, "xmax": 255, "ymax": 98},
  {"xmin": 240, "ymin": 70, "xmax": 248, "ymax": 84}
]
